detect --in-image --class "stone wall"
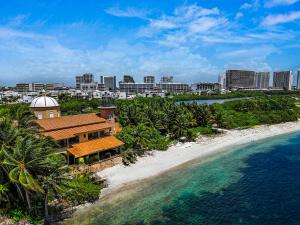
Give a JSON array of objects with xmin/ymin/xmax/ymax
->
[{"xmin": 75, "ymin": 156, "xmax": 122, "ymax": 173}]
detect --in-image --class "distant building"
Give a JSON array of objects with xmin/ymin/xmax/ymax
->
[
  {"xmin": 76, "ymin": 73, "xmax": 98, "ymax": 92},
  {"xmin": 100, "ymin": 76, "xmax": 117, "ymax": 91},
  {"xmin": 32, "ymin": 83, "xmax": 45, "ymax": 92},
  {"xmin": 273, "ymin": 71, "xmax": 292, "ymax": 90},
  {"xmin": 45, "ymin": 83, "xmax": 64, "ymax": 91},
  {"xmin": 160, "ymin": 76, "xmax": 174, "ymax": 83},
  {"xmin": 226, "ymin": 70, "xmax": 257, "ymax": 89},
  {"xmin": 156, "ymin": 83, "xmax": 190, "ymax": 93},
  {"xmin": 144, "ymin": 76, "xmax": 155, "ymax": 84},
  {"xmin": 195, "ymin": 83, "xmax": 221, "ymax": 92},
  {"xmin": 119, "ymin": 83, "xmax": 155, "ymax": 94},
  {"xmin": 119, "ymin": 75, "xmax": 154, "ymax": 94},
  {"xmin": 297, "ymin": 71, "xmax": 300, "ymax": 90},
  {"xmin": 256, "ymin": 72, "xmax": 270, "ymax": 89},
  {"xmin": 16, "ymin": 83, "xmax": 32, "ymax": 92},
  {"xmin": 123, "ymin": 75, "xmax": 135, "ymax": 83}
]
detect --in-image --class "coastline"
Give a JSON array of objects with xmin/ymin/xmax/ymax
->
[{"xmin": 97, "ymin": 120, "xmax": 300, "ymax": 197}]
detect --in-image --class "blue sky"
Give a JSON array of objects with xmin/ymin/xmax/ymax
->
[{"xmin": 1, "ymin": 0, "xmax": 300, "ymax": 86}]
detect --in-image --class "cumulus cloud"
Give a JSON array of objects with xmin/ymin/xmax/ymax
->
[
  {"xmin": 261, "ymin": 11, "xmax": 300, "ymax": 26},
  {"xmin": 0, "ymin": 26, "xmax": 219, "ymax": 85},
  {"xmin": 138, "ymin": 4, "xmax": 230, "ymax": 46}
]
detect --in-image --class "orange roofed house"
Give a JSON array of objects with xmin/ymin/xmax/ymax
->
[{"xmin": 30, "ymin": 95, "xmax": 124, "ymax": 171}]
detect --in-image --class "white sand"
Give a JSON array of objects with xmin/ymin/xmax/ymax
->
[{"xmin": 98, "ymin": 121, "xmax": 300, "ymax": 195}]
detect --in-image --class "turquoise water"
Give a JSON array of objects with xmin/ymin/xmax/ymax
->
[{"xmin": 65, "ymin": 132, "xmax": 300, "ymax": 225}]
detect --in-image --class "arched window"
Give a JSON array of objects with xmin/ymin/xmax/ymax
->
[
  {"xmin": 38, "ymin": 112, "xmax": 43, "ymax": 119},
  {"xmin": 49, "ymin": 111, "xmax": 54, "ymax": 118}
]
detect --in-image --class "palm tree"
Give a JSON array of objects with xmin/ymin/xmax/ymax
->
[
  {"xmin": 0, "ymin": 118, "xmax": 19, "ymax": 146},
  {"xmin": 1, "ymin": 136, "xmax": 49, "ymax": 211},
  {"xmin": 41, "ymin": 160, "xmax": 69, "ymax": 224},
  {"xmin": 15, "ymin": 105, "xmax": 35, "ymax": 129}
]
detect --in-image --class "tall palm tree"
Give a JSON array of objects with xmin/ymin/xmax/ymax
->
[
  {"xmin": 1, "ymin": 136, "xmax": 49, "ymax": 211},
  {"xmin": 41, "ymin": 160, "xmax": 69, "ymax": 224}
]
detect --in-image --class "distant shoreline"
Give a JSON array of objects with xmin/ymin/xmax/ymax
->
[{"xmin": 97, "ymin": 120, "xmax": 300, "ymax": 197}]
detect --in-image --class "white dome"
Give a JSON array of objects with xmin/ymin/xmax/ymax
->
[{"xmin": 30, "ymin": 96, "xmax": 59, "ymax": 108}]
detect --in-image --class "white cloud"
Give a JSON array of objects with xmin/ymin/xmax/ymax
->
[
  {"xmin": 240, "ymin": 3, "xmax": 252, "ymax": 9},
  {"xmin": 0, "ymin": 26, "xmax": 219, "ymax": 85},
  {"xmin": 105, "ymin": 7, "xmax": 148, "ymax": 19},
  {"xmin": 188, "ymin": 17, "xmax": 228, "ymax": 33},
  {"xmin": 218, "ymin": 45, "xmax": 278, "ymax": 71},
  {"xmin": 261, "ymin": 11, "xmax": 300, "ymax": 26},
  {"xmin": 235, "ymin": 12, "xmax": 244, "ymax": 19},
  {"xmin": 265, "ymin": 0, "xmax": 299, "ymax": 7},
  {"xmin": 240, "ymin": 0, "xmax": 260, "ymax": 9},
  {"xmin": 138, "ymin": 3, "xmax": 229, "ymax": 46}
]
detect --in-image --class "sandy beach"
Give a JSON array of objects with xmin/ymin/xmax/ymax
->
[{"xmin": 97, "ymin": 120, "xmax": 300, "ymax": 195}]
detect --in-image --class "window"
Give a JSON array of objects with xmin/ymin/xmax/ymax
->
[
  {"xmin": 49, "ymin": 111, "xmax": 54, "ymax": 118},
  {"xmin": 38, "ymin": 112, "xmax": 43, "ymax": 119},
  {"xmin": 88, "ymin": 132, "xmax": 99, "ymax": 140}
]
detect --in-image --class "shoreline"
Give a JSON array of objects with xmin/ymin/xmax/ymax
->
[{"xmin": 97, "ymin": 120, "xmax": 300, "ymax": 197}]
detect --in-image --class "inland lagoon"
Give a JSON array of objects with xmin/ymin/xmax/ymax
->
[{"xmin": 65, "ymin": 132, "xmax": 300, "ymax": 225}]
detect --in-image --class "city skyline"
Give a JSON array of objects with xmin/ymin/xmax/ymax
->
[{"xmin": 1, "ymin": 0, "xmax": 300, "ymax": 86}]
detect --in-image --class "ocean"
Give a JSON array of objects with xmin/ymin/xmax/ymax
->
[{"xmin": 64, "ymin": 132, "xmax": 300, "ymax": 225}]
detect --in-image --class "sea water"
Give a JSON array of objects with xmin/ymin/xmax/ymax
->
[{"xmin": 64, "ymin": 132, "xmax": 300, "ymax": 225}]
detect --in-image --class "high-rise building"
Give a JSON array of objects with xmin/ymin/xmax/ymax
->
[
  {"xmin": 160, "ymin": 76, "xmax": 174, "ymax": 83},
  {"xmin": 144, "ymin": 76, "xmax": 155, "ymax": 84},
  {"xmin": 256, "ymin": 72, "xmax": 270, "ymax": 89},
  {"xmin": 225, "ymin": 70, "xmax": 257, "ymax": 89},
  {"xmin": 195, "ymin": 83, "xmax": 221, "ymax": 91},
  {"xmin": 119, "ymin": 75, "xmax": 154, "ymax": 94},
  {"xmin": 156, "ymin": 83, "xmax": 190, "ymax": 93},
  {"xmin": 273, "ymin": 71, "xmax": 292, "ymax": 90},
  {"xmin": 123, "ymin": 75, "xmax": 135, "ymax": 83},
  {"xmin": 100, "ymin": 76, "xmax": 117, "ymax": 91},
  {"xmin": 297, "ymin": 71, "xmax": 300, "ymax": 90},
  {"xmin": 157, "ymin": 76, "xmax": 190, "ymax": 93},
  {"xmin": 75, "ymin": 73, "xmax": 98, "ymax": 91}
]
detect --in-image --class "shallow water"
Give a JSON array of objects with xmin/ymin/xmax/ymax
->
[{"xmin": 65, "ymin": 132, "xmax": 300, "ymax": 225}]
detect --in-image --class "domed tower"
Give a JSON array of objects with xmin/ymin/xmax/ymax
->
[{"xmin": 30, "ymin": 94, "xmax": 60, "ymax": 120}]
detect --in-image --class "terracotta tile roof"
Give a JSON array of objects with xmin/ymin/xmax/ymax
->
[
  {"xmin": 67, "ymin": 136, "xmax": 124, "ymax": 158},
  {"xmin": 36, "ymin": 113, "xmax": 106, "ymax": 131},
  {"xmin": 43, "ymin": 122, "xmax": 112, "ymax": 140}
]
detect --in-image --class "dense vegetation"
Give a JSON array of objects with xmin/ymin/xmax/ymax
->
[
  {"xmin": 115, "ymin": 96, "xmax": 300, "ymax": 163},
  {"xmin": 173, "ymin": 90, "xmax": 300, "ymax": 101},
  {"xmin": 0, "ymin": 104, "xmax": 101, "ymax": 224}
]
